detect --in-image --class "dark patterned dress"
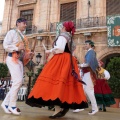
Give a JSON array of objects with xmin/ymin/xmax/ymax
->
[{"xmin": 94, "ymin": 69, "xmax": 115, "ymax": 106}]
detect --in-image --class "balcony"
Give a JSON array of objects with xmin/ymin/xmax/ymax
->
[{"xmin": 50, "ymin": 16, "xmax": 106, "ymax": 32}]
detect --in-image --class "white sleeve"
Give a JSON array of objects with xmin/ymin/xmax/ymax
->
[
  {"xmin": 104, "ymin": 70, "xmax": 110, "ymax": 80},
  {"xmin": 80, "ymin": 69, "xmax": 83, "ymax": 79},
  {"xmin": 50, "ymin": 36, "xmax": 67, "ymax": 54},
  {"xmin": 3, "ymin": 30, "xmax": 18, "ymax": 52},
  {"xmin": 80, "ymin": 63, "xmax": 89, "ymax": 67}
]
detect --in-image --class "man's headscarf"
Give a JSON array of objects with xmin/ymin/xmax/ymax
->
[
  {"xmin": 85, "ymin": 40, "xmax": 94, "ymax": 45},
  {"xmin": 63, "ymin": 21, "xmax": 76, "ymax": 35}
]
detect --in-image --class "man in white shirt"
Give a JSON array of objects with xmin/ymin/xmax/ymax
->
[
  {"xmin": 80, "ymin": 40, "xmax": 99, "ymax": 115},
  {"xmin": 1, "ymin": 18, "xmax": 27, "ymax": 115}
]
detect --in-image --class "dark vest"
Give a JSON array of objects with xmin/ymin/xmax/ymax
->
[{"xmin": 54, "ymin": 32, "xmax": 72, "ymax": 54}]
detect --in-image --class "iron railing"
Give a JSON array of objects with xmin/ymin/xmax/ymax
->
[{"xmin": 50, "ymin": 16, "xmax": 106, "ymax": 32}]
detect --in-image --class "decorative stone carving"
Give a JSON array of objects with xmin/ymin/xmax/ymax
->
[{"xmin": 19, "ymin": 0, "xmax": 36, "ymax": 4}]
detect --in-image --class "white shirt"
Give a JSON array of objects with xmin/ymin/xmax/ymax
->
[
  {"xmin": 88, "ymin": 48, "xmax": 92, "ymax": 51},
  {"xmin": 50, "ymin": 36, "xmax": 67, "ymax": 54},
  {"xmin": 104, "ymin": 70, "xmax": 110, "ymax": 80},
  {"xmin": 3, "ymin": 29, "xmax": 24, "ymax": 52}
]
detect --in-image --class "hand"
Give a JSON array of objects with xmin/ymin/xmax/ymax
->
[
  {"xmin": 45, "ymin": 50, "xmax": 50, "ymax": 54},
  {"xmin": 29, "ymin": 52, "xmax": 34, "ymax": 59},
  {"xmin": 80, "ymin": 64, "xmax": 84, "ymax": 68},
  {"xmin": 18, "ymin": 43, "xmax": 24, "ymax": 51},
  {"xmin": 45, "ymin": 50, "xmax": 50, "ymax": 55},
  {"xmin": 80, "ymin": 63, "xmax": 89, "ymax": 68},
  {"xmin": 52, "ymin": 50, "xmax": 56, "ymax": 54},
  {"xmin": 25, "ymin": 52, "xmax": 34, "ymax": 59}
]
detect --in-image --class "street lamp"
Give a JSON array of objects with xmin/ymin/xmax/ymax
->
[
  {"xmin": 36, "ymin": 53, "xmax": 42, "ymax": 65},
  {"xmin": 88, "ymin": 0, "xmax": 91, "ymax": 19},
  {"xmin": 27, "ymin": 53, "xmax": 42, "ymax": 96}
]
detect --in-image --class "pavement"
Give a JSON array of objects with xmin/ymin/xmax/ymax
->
[{"xmin": 0, "ymin": 101, "xmax": 120, "ymax": 120}]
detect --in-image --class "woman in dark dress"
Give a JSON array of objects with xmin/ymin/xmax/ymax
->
[{"xmin": 94, "ymin": 61, "xmax": 115, "ymax": 111}]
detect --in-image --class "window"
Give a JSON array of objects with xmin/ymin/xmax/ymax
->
[
  {"xmin": 60, "ymin": 2, "xmax": 77, "ymax": 22},
  {"xmin": 20, "ymin": 9, "xmax": 33, "ymax": 34},
  {"xmin": 106, "ymin": 0, "xmax": 120, "ymax": 16}
]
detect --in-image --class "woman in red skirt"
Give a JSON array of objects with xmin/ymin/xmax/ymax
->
[
  {"xmin": 94, "ymin": 61, "xmax": 115, "ymax": 112},
  {"xmin": 26, "ymin": 21, "xmax": 88, "ymax": 119}
]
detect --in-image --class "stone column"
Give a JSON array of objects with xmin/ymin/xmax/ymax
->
[{"xmin": 1, "ymin": 0, "xmax": 13, "ymax": 34}]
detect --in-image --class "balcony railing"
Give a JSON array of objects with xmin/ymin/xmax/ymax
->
[
  {"xmin": 26, "ymin": 25, "xmax": 37, "ymax": 34},
  {"xmin": 50, "ymin": 16, "xmax": 106, "ymax": 32}
]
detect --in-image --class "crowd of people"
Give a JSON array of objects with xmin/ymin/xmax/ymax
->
[{"xmin": 1, "ymin": 18, "xmax": 115, "ymax": 119}]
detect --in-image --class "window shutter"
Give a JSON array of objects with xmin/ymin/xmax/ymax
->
[
  {"xmin": 20, "ymin": 9, "xmax": 33, "ymax": 34},
  {"xmin": 106, "ymin": 0, "xmax": 120, "ymax": 16},
  {"xmin": 60, "ymin": 2, "xmax": 77, "ymax": 22}
]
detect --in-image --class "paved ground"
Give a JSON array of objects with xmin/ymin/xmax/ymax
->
[{"xmin": 0, "ymin": 101, "xmax": 120, "ymax": 120}]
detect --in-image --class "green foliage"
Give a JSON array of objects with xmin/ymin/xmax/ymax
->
[
  {"xmin": 26, "ymin": 71, "xmax": 34, "ymax": 77},
  {"xmin": 0, "ymin": 63, "xmax": 9, "ymax": 78},
  {"xmin": 32, "ymin": 64, "xmax": 44, "ymax": 87},
  {"xmin": 106, "ymin": 57, "xmax": 120, "ymax": 98}
]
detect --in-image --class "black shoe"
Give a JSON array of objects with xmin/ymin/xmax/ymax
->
[
  {"xmin": 49, "ymin": 111, "xmax": 62, "ymax": 119},
  {"xmin": 48, "ymin": 106, "xmax": 55, "ymax": 111},
  {"xmin": 103, "ymin": 108, "xmax": 106, "ymax": 112},
  {"xmin": 49, "ymin": 109, "xmax": 69, "ymax": 119},
  {"xmin": 57, "ymin": 108, "xmax": 69, "ymax": 117},
  {"xmin": 103, "ymin": 105, "xmax": 106, "ymax": 112},
  {"xmin": 99, "ymin": 108, "xmax": 102, "ymax": 111}
]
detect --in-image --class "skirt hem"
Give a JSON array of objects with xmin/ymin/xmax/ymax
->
[{"xmin": 26, "ymin": 97, "xmax": 88, "ymax": 109}]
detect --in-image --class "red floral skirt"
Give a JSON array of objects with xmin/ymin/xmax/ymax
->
[
  {"xmin": 26, "ymin": 52, "xmax": 88, "ymax": 109},
  {"xmin": 94, "ymin": 79, "xmax": 115, "ymax": 106}
]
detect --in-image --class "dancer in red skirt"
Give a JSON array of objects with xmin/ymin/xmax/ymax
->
[
  {"xmin": 26, "ymin": 21, "xmax": 88, "ymax": 119},
  {"xmin": 94, "ymin": 61, "xmax": 115, "ymax": 111}
]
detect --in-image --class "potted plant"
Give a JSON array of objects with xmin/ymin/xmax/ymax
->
[
  {"xmin": 0, "ymin": 63, "xmax": 9, "ymax": 79},
  {"xmin": 32, "ymin": 64, "xmax": 44, "ymax": 87},
  {"xmin": 106, "ymin": 57, "xmax": 120, "ymax": 108},
  {"xmin": 0, "ymin": 63, "xmax": 9, "ymax": 99}
]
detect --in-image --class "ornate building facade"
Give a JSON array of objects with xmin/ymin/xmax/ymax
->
[
  {"xmin": 0, "ymin": 22, "xmax": 2, "ymax": 34},
  {"xmin": 0, "ymin": 0, "xmax": 120, "ymax": 66}
]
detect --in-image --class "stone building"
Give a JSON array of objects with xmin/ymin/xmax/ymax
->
[
  {"xmin": 0, "ymin": 0, "xmax": 120, "ymax": 66},
  {"xmin": 0, "ymin": 22, "xmax": 2, "ymax": 34},
  {"xmin": 0, "ymin": 21, "xmax": 3, "ymax": 60}
]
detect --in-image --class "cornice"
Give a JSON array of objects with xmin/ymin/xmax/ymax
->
[
  {"xmin": 17, "ymin": 0, "xmax": 37, "ymax": 7},
  {"xmin": 0, "ymin": 26, "xmax": 107, "ymax": 40}
]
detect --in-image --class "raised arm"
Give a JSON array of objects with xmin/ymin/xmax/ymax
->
[{"xmin": 46, "ymin": 36, "xmax": 67, "ymax": 54}]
